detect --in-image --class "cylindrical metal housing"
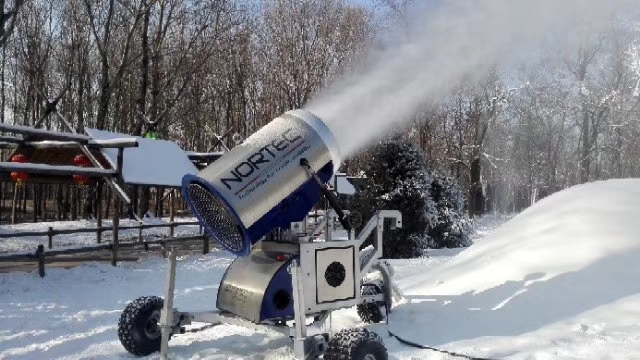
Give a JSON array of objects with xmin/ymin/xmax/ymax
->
[{"xmin": 182, "ymin": 109, "xmax": 341, "ymax": 256}]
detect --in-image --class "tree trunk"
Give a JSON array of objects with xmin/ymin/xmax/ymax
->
[
  {"xmin": 580, "ymin": 110, "xmax": 590, "ymax": 183},
  {"xmin": 129, "ymin": 186, "xmax": 138, "ymax": 219},
  {"xmin": 156, "ymin": 187, "xmax": 164, "ymax": 217},
  {"xmin": 82, "ymin": 186, "xmax": 91, "ymax": 219},
  {"xmin": 92, "ymin": 0, "xmax": 115, "ymax": 130},
  {"xmin": 42, "ymin": 185, "xmax": 47, "ymax": 221},
  {"xmin": 468, "ymin": 157, "xmax": 485, "ymax": 216},
  {"xmin": 96, "ymin": 60, "xmax": 110, "ymax": 130},
  {"xmin": 21, "ymin": 185, "xmax": 26, "ymax": 220},
  {"xmin": 11, "ymin": 183, "xmax": 17, "ymax": 224},
  {"xmin": 71, "ymin": 185, "xmax": 78, "ymax": 221},
  {"xmin": 32, "ymin": 184, "xmax": 38, "ymax": 223},
  {"xmin": 138, "ymin": 187, "xmax": 150, "ymax": 218},
  {"xmin": 134, "ymin": 5, "xmax": 152, "ymax": 218},
  {"xmin": 1, "ymin": 45, "xmax": 5, "ymax": 124},
  {"xmin": 56, "ymin": 184, "xmax": 63, "ymax": 220}
]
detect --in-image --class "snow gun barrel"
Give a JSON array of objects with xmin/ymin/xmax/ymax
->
[{"xmin": 181, "ymin": 109, "xmax": 341, "ymax": 256}]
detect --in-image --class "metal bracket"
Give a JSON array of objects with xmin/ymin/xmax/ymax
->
[
  {"xmin": 357, "ymin": 210, "xmax": 402, "ymax": 275},
  {"xmin": 300, "ymin": 158, "xmax": 352, "ymax": 232}
]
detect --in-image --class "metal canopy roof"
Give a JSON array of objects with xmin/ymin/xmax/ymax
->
[{"xmin": 86, "ymin": 128, "xmax": 198, "ymax": 188}]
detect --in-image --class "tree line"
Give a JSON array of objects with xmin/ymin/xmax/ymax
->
[{"xmin": 0, "ymin": 0, "xmax": 639, "ymax": 224}]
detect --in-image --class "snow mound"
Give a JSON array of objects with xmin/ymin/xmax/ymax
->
[{"xmin": 389, "ymin": 179, "xmax": 640, "ymax": 358}]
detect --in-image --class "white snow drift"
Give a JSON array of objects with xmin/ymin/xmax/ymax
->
[{"xmin": 390, "ymin": 178, "xmax": 640, "ymax": 359}]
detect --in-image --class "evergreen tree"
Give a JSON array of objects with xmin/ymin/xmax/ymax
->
[
  {"xmin": 428, "ymin": 172, "xmax": 473, "ymax": 248},
  {"xmin": 349, "ymin": 137, "xmax": 437, "ymax": 258},
  {"xmin": 348, "ymin": 137, "xmax": 472, "ymax": 258}
]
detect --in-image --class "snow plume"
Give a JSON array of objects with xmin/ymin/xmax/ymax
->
[
  {"xmin": 306, "ymin": 0, "xmax": 639, "ymax": 157},
  {"xmin": 630, "ymin": 43, "xmax": 640, "ymax": 97}
]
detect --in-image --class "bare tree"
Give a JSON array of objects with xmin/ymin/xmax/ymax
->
[
  {"xmin": 83, "ymin": 0, "xmax": 149, "ymax": 129},
  {"xmin": 0, "ymin": 0, "xmax": 25, "ymax": 47}
]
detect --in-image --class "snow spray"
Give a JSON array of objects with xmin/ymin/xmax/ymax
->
[{"xmin": 306, "ymin": 0, "xmax": 638, "ymax": 157}]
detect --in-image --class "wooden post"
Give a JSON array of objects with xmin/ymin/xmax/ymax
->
[
  {"xmin": 47, "ymin": 226, "xmax": 53, "ymax": 249},
  {"xmin": 161, "ymin": 240, "xmax": 167, "ymax": 258},
  {"xmin": 115, "ymin": 148, "xmax": 126, "ymax": 223},
  {"xmin": 111, "ymin": 196, "xmax": 120, "ymax": 266},
  {"xmin": 96, "ymin": 183, "xmax": 103, "ymax": 243},
  {"xmin": 202, "ymin": 235, "xmax": 209, "ymax": 254},
  {"xmin": 169, "ymin": 190, "xmax": 175, "ymax": 237},
  {"xmin": 138, "ymin": 222, "xmax": 143, "ymax": 242},
  {"xmin": 36, "ymin": 244, "xmax": 45, "ymax": 278},
  {"xmin": 116, "ymin": 148, "xmax": 124, "ymax": 177}
]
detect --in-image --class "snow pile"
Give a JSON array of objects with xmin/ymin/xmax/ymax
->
[
  {"xmin": 470, "ymin": 212, "xmax": 515, "ymax": 242},
  {"xmin": 390, "ymin": 179, "xmax": 640, "ymax": 359}
]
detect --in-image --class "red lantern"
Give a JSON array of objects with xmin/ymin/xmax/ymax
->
[
  {"xmin": 10, "ymin": 154, "xmax": 29, "ymax": 185},
  {"xmin": 73, "ymin": 154, "xmax": 91, "ymax": 167},
  {"xmin": 72, "ymin": 154, "xmax": 92, "ymax": 185},
  {"xmin": 10, "ymin": 171, "xmax": 29, "ymax": 184},
  {"xmin": 72, "ymin": 174, "xmax": 91, "ymax": 185},
  {"xmin": 11, "ymin": 154, "xmax": 28, "ymax": 163}
]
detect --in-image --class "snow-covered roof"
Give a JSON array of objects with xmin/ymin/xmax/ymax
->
[
  {"xmin": 329, "ymin": 173, "xmax": 357, "ymax": 195},
  {"xmin": 86, "ymin": 128, "xmax": 198, "ymax": 187}
]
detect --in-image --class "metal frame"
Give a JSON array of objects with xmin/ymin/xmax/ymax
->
[
  {"xmin": 0, "ymin": 121, "xmax": 136, "ymax": 207},
  {"xmin": 157, "ymin": 210, "xmax": 402, "ymax": 360}
]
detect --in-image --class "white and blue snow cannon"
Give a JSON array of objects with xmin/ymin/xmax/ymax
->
[
  {"xmin": 118, "ymin": 109, "xmax": 403, "ymax": 360},
  {"xmin": 181, "ymin": 109, "xmax": 344, "ymax": 256}
]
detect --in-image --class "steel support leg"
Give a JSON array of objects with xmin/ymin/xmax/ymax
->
[
  {"xmin": 291, "ymin": 259, "xmax": 308, "ymax": 359},
  {"xmin": 160, "ymin": 250, "xmax": 177, "ymax": 360}
]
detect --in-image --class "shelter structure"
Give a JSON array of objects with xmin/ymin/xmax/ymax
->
[
  {"xmin": 0, "ymin": 123, "xmax": 216, "ymax": 218},
  {"xmin": 85, "ymin": 128, "xmax": 200, "ymax": 188},
  {"xmin": 0, "ymin": 122, "xmax": 224, "ymax": 259},
  {"xmin": 0, "ymin": 123, "xmax": 136, "ymax": 198},
  {"xmin": 0, "ymin": 85, "xmax": 229, "ymax": 222}
]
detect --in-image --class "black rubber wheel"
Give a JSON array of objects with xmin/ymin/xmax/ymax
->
[
  {"xmin": 324, "ymin": 328, "xmax": 388, "ymax": 360},
  {"xmin": 357, "ymin": 283, "xmax": 386, "ymax": 323},
  {"xmin": 117, "ymin": 296, "xmax": 165, "ymax": 356}
]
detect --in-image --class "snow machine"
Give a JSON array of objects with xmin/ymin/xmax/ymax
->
[{"xmin": 117, "ymin": 110, "xmax": 404, "ymax": 360}]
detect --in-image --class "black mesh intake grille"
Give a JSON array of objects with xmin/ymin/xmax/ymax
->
[{"xmin": 187, "ymin": 183, "xmax": 244, "ymax": 252}]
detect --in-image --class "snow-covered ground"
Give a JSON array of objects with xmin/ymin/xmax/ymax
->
[
  {"xmin": 2, "ymin": 179, "xmax": 640, "ymax": 359},
  {"xmin": 390, "ymin": 179, "xmax": 640, "ymax": 359}
]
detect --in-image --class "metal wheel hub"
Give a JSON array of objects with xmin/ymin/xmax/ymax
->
[{"xmin": 144, "ymin": 309, "xmax": 161, "ymax": 339}]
